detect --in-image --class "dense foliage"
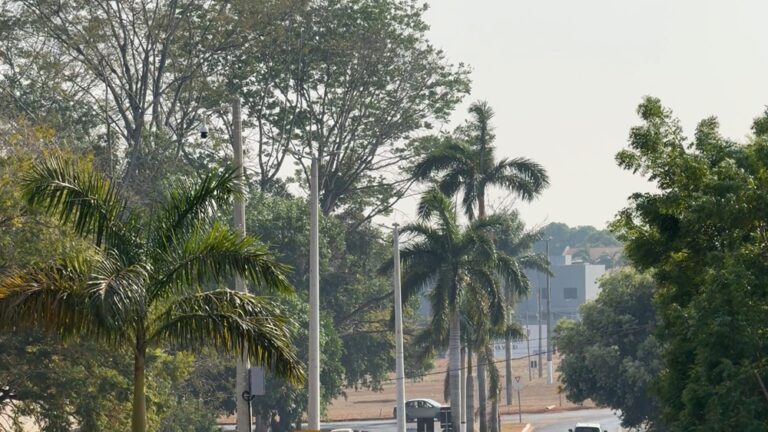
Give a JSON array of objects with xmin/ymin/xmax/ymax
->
[
  {"xmin": 0, "ymin": 0, "xmax": 467, "ymax": 429},
  {"xmin": 0, "ymin": 156, "xmax": 303, "ymax": 432},
  {"xmin": 411, "ymin": 101, "xmax": 549, "ymax": 432},
  {"xmin": 612, "ymin": 97, "xmax": 768, "ymax": 431},
  {"xmin": 556, "ymin": 269, "xmax": 663, "ymax": 431}
]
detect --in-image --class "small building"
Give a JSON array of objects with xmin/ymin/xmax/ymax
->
[{"xmin": 515, "ymin": 250, "xmax": 605, "ymax": 326}]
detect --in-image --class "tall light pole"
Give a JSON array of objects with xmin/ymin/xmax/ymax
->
[
  {"xmin": 308, "ymin": 157, "xmax": 321, "ymax": 432},
  {"xmin": 537, "ymin": 267, "xmax": 543, "ymax": 378},
  {"xmin": 232, "ymin": 98, "xmax": 251, "ymax": 432},
  {"xmin": 546, "ymin": 238, "xmax": 553, "ymax": 385},
  {"xmin": 393, "ymin": 224, "xmax": 406, "ymax": 432}
]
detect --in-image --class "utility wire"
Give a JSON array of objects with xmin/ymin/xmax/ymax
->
[{"xmin": 382, "ymin": 322, "xmax": 654, "ymax": 384}]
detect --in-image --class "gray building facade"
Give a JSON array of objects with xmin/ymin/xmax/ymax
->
[{"xmin": 515, "ymin": 253, "xmax": 605, "ymax": 325}]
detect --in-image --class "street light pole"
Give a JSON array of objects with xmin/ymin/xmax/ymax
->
[
  {"xmin": 393, "ymin": 224, "xmax": 406, "ymax": 432},
  {"xmin": 546, "ymin": 238, "xmax": 553, "ymax": 385},
  {"xmin": 308, "ymin": 157, "xmax": 321, "ymax": 432},
  {"xmin": 537, "ymin": 268, "xmax": 543, "ymax": 378},
  {"xmin": 232, "ymin": 98, "xmax": 252, "ymax": 432}
]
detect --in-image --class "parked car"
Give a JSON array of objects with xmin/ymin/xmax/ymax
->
[
  {"xmin": 569, "ymin": 423, "xmax": 607, "ymax": 432},
  {"xmin": 393, "ymin": 398, "xmax": 443, "ymax": 421}
]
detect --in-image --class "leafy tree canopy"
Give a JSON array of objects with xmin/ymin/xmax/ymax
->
[
  {"xmin": 556, "ymin": 268, "xmax": 663, "ymax": 431},
  {"xmin": 611, "ymin": 97, "xmax": 768, "ymax": 431},
  {"xmin": 537, "ymin": 222, "xmax": 621, "ymax": 256}
]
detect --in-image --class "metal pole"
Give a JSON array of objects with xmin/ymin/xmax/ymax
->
[
  {"xmin": 517, "ymin": 390, "xmax": 522, "ymax": 423},
  {"xmin": 460, "ymin": 346, "xmax": 466, "ymax": 432},
  {"xmin": 526, "ymin": 333, "xmax": 532, "ymax": 381},
  {"xmin": 546, "ymin": 238, "xmax": 553, "ymax": 385},
  {"xmin": 526, "ymin": 305, "xmax": 532, "ymax": 381},
  {"xmin": 537, "ymin": 265, "xmax": 542, "ymax": 378},
  {"xmin": 308, "ymin": 157, "xmax": 321, "ymax": 432},
  {"xmin": 393, "ymin": 224, "xmax": 406, "ymax": 432},
  {"xmin": 232, "ymin": 98, "xmax": 252, "ymax": 432}
]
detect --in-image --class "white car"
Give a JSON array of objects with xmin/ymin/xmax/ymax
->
[
  {"xmin": 393, "ymin": 398, "xmax": 443, "ymax": 421},
  {"xmin": 569, "ymin": 423, "xmax": 607, "ymax": 432}
]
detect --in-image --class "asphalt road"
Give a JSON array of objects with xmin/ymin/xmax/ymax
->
[
  {"xmin": 507, "ymin": 408, "xmax": 623, "ymax": 432},
  {"xmin": 223, "ymin": 408, "xmax": 624, "ymax": 432}
]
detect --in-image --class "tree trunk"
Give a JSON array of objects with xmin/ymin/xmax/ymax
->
[
  {"xmin": 466, "ymin": 345, "xmax": 475, "ymax": 432},
  {"xmin": 131, "ymin": 346, "xmax": 146, "ymax": 432},
  {"xmin": 477, "ymin": 348, "xmax": 487, "ymax": 432},
  {"xmin": 490, "ymin": 396, "xmax": 499, "ymax": 432},
  {"xmin": 505, "ymin": 283, "xmax": 514, "ymax": 405},
  {"xmin": 488, "ymin": 346, "xmax": 500, "ymax": 432},
  {"xmin": 449, "ymin": 311, "xmax": 462, "ymax": 432},
  {"xmin": 487, "ymin": 345, "xmax": 501, "ymax": 432}
]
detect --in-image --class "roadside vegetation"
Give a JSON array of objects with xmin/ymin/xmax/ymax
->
[{"xmin": 1, "ymin": 1, "xmax": 767, "ymax": 431}]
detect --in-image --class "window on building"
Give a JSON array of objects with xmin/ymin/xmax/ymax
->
[{"xmin": 564, "ymin": 287, "xmax": 578, "ymax": 300}]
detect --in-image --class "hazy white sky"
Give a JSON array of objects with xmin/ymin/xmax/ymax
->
[{"xmin": 409, "ymin": 0, "xmax": 768, "ymax": 229}]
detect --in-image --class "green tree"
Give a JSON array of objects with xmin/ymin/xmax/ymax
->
[
  {"xmin": 412, "ymin": 101, "xmax": 549, "ymax": 431},
  {"xmin": 245, "ymin": 191, "xmax": 436, "ymax": 427},
  {"xmin": 266, "ymin": 0, "xmax": 471, "ymax": 220},
  {"xmin": 383, "ymin": 190, "xmax": 521, "ymax": 431},
  {"xmin": 537, "ymin": 222, "xmax": 620, "ymax": 256},
  {"xmin": 612, "ymin": 97, "xmax": 768, "ymax": 431},
  {"xmin": 0, "ymin": 156, "xmax": 303, "ymax": 432},
  {"xmin": 555, "ymin": 268, "xmax": 663, "ymax": 430},
  {"xmin": 2, "ymin": 0, "xmax": 300, "ymax": 199}
]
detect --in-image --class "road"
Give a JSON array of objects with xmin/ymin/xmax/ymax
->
[
  {"xmin": 506, "ymin": 408, "xmax": 623, "ymax": 432},
  {"xmin": 219, "ymin": 408, "xmax": 623, "ymax": 432}
]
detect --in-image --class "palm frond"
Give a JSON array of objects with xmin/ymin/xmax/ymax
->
[
  {"xmin": 150, "ymin": 222, "xmax": 292, "ymax": 302},
  {"xmin": 466, "ymin": 267, "xmax": 505, "ymax": 327},
  {"xmin": 152, "ymin": 167, "xmax": 241, "ymax": 249},
  {"xmin": 468, "ymin": 101, "xmax": 497, "ymax": 164},
  {"xmin": 86, "ymin": 251, "xmax": 148, "ymax": 330},
  {"xmin": 414, "ymin": 320, "xmax": 448, "ymax": 351},
  {"xmin": 22, "ymin": 154, "xmax": 132, "ymax": 248},
  {"xmin": 0, "ymin": 255, "xmax": 134, "ymax": 345},
  {"xmin": 517, "ymin": 253, "xmax": 551, "ymax": 274},
  {"xmin": 399, "ymin": 258, "xmax": 440, "ymax": 304},
  {"xmin": 501, "ymin": 321, "xmax": 526, "ymax": 341},
  {"xmin": 436, "ymin": 169, "xmax": 465, "ymax": 200},
  {"xmin": 398, "ymin": 224, "xmax": 447, "ymax": 253},
  {"xmin": 416, "ymin": 190, "xmax": 459, "ymax": 241},
  {"xmin": 148, "ymin": 290, "xmax": 304, "ymax": 384},
  {"xmin": 460, "ymin": 179, "xmax": 477, "ymax": 221},
  {"xmin": 496, "ymin": 227, "xmax": 544, "ymax": 257},
  {"xmin": 427, "ymin": 272, "xmax": 451, "ymax": 343},
  {"xmin": 468, "ymin": 213, "xmax": 511, "ymax": 234},
  {"xmin": 495, "ymin": 254, "xmax": 532, "ymax": 299},
  {"xmin": 491, "ymin": 157, "xmax": 550, "ymax": 201},
  {"xmin": 412, "ymin": 145, "xmax": 459, "ymax": 181}
]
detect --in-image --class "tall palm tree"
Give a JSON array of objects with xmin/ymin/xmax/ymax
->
[
  {"xmin": 460, "ymin": 282, "xmax": 526, "ymax": 432},
  {"xmin": 385, "ymin": 190, "xmax": 523, "ymax": 431},
  {"xmin": 412, "ymin": 101, "xmax": 549, "ymax": 428},
  {"xmin": 493, "ymin": 216, "xmax": 550, "ymax": 404},
  {"xmin": 412, "ymin": 101, "xmax": 549, "ymax": 222},
  {"xmin": 0, "ymin": 156, "xmax": 304, "ymax": 432}
]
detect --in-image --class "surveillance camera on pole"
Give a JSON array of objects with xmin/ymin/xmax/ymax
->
[{"xmin": 199, "ymin": 124, "xmax": 209, "ymax": 139}]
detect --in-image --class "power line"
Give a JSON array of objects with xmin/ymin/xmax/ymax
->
[{"xmin": 381, "ymin": 322, "xmax": 654, "ymax": 384}]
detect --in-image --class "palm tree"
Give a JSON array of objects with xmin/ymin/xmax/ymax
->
[
  {"xmin": 412, "ymin": 101, "xmax": 549, "ymax": 430},
  {"xmin": 412, "ymin": 101, "xmax": 549, "ymax": 222},
  {"xmin": 0, "ymin": 156, "xmax": 304, "ymax": 432},
  {"xmin": 493, "ymin": 215, "xmax": 550, "ymax": 404},
  {"xmin": 385, "ymin": 190, "xmax": 523, "ymax": 431},
  {"xmin": 442, "ymin": 282, "xmax": 525, "ymax": 432}
]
